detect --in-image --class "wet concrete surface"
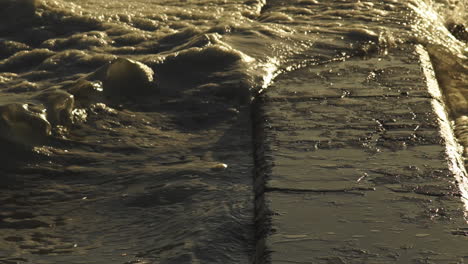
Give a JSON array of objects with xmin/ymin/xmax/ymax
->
[{"xmin": 253, "ymin": 45, "xmax": 468, "ymax": 264}]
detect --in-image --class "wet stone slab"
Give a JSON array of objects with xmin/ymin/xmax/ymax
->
[{"xmin": 254, "ymin": 46, "xmax": 468, "ymax": 264}]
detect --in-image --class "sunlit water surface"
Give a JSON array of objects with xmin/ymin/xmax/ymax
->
[{"xmin": 0, "ymin": 0, "xmax": 467, "ymax": 263}]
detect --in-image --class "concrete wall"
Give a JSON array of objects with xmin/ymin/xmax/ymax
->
[{"xmin": 253, "ymin": 45, "xmax": 468, "ymax": 264}]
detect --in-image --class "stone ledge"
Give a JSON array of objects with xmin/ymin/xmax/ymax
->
[{"xmin": 253, "ymin": 45, "xmax": 468, "ymax": 264}]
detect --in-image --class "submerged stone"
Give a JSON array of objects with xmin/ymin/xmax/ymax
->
[
  {"xmin": 87, "ymin": 58, "xmax": 155, "ymax": 98},
  {"xmin": 0, "ymin": 103, "xmax": 51, "ymax": 146},
  {"xmin": 34, "ymin": 89, "xmax": 75, "ymax": 126},
  {"xmin": 67, "ymin": 79, "xmax": 103, "ymax": 106}
]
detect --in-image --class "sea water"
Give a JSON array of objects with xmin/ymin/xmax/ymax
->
[{"xmin": 0, "ymin": 0, "xmax": 466, "ymax": 263}]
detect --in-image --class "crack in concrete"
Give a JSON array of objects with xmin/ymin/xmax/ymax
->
[{"xmin": 265, "ymin": 186, "xmax": 376, "ymax": 194}]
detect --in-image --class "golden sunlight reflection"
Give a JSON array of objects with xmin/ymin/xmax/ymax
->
[{"xmin": 418, "ymin": 45, "xmax": 468, "ymax": 219}]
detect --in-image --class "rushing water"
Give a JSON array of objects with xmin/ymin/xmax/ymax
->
[{"xmin": 0, "ymin": 0, "xmax": 467, "ymax": 263}]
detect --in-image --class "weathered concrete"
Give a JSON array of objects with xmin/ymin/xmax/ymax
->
[{"xmin": 254, "ymin": 45, "xmax": 468, "ymax": 263}]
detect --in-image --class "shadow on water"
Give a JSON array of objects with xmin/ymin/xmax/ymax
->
[{"xmin": 0, "ymin": 79, "xmax": 256, "ymax": 263}]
